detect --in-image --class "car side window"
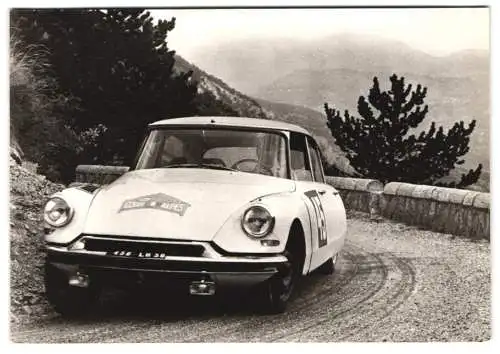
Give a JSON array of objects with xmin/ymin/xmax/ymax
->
[
  {"xmin": 307, "ymin": 137, "xmax": 325, "ymax": 183},
  {"xmin": 290, "ymin": 133, "xmax": 313, "ymax": 182}
]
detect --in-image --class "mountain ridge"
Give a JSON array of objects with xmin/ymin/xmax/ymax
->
[
  {"xmin": 173, "ymin": 34, "xmax": 489, "ymax": 191},
  {"xmin": 174, "ymin": 54, "xmax": 274, "ymax": 120},
  {"xmin": 188, "ymin": 33, "xmax": 488, "ymax": 94}
]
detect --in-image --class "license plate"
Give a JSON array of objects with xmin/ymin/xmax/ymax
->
[{"xmin": 108, "ymin": 250, "xmax": 168, "ymax": 259}]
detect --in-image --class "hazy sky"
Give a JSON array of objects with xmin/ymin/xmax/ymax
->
[{"xmin": 150, "ymin": 7, "xmax": 489, "ymax": 59}]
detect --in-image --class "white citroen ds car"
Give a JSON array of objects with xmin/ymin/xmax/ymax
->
[{"xmin": 43, "ymin": 116, "xmax": 347, "ymax": 316}]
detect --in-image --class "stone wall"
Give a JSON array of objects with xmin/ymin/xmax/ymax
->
[
  {"xmin": 325, "ymin": 177, "xmax": 383, "ymax": 215},
  {"xmin": 74, "ymin": 165, "xmax": 129, "ymax": 185},
  {"xmin": 327, "ymin": 177, "xmax": 490, "ymax": 240},
  {"xmin": 72, "ymin": 166, "xmax": 490, "ymax": 240}
]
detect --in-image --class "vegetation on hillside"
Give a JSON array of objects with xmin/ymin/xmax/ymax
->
[
  {"xmin": 10, "ymin": 30, "xmax": 85, "ymax": 182},
  {"xmin": 325, "ymin": 74, "xmax": 482, "ymax": 188},
  {"xmin": 10, "ymin": 9, "xmax": 240, "ymax": 183},
  {"xmin": 12, "ymin": 9, "xmax": 197, "ymax": 172}
]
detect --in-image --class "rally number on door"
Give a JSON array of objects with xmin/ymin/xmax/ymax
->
[{"xmin": 305, "ymin": 190, "xmax": 327, "ymax": 247}]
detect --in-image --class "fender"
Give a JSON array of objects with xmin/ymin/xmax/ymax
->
[
  {"xmin": 212, "ymin": 190, "xmax": 313, "ymax": 275},
  {"xmin": 44, "ymin": 186, "xmax": 100, "ymax": 245}
]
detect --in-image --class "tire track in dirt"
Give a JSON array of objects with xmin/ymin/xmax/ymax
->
[
  {"xmin": 258, "ymin": 242, "xmax": 390, "ymax": 342},
  {"xmin": 275, "ymin": 252, "xmax": 416, "ymax": 341},
  {"xmin": 333, "ymin": 255, "xmax": 416, "ymax": 341}
]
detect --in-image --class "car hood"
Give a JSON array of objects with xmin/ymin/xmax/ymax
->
[{"xmin": 83, "ymin": 168, "xmax": 295, "ymax": 240}]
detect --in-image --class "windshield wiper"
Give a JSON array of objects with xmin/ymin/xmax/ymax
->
[{"xmin": 164, "ymin": 163, "xmax": 238, "ymax": 172}]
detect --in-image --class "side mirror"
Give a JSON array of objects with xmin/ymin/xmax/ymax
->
[{"xmin": 74, "ymin": 165, "xmax": 130, "ymax": 185}]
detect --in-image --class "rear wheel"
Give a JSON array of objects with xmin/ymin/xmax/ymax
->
[{"xmin": 44, "ymin": 263, "xmax": 101, "ymax": 318}]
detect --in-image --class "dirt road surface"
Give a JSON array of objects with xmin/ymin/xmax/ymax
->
[{"xmin": 10, "ymin": 213, "xmax": 490, "ymax": 342}]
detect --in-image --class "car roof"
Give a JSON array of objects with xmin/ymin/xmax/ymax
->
[{"xmin": 149, "ymin": 116, "xmax": 313, "ymax": 136}]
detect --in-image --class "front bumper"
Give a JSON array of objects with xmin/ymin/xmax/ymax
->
[{"xmin": 46, "ymin": 235, "xmax": 288, "ymax": 288}]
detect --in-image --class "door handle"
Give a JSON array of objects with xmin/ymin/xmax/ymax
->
[
  {"xmin": 318, "ymin": 190, "xmax": 327, "ymax": 195},
  {"xmin": 332, "ymin": 191, "xmax": 339, "ymax": 196}
]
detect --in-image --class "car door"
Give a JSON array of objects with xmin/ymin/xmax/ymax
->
[
  {"xmin": 290, "ymin": 133, "xmax": 332, "ymax": 272},
  {"xmin": 289, "ymin": 132, "xmax": 321, "ymax": 272},
  {"xmin": 305, "ymin": 136, "xmax": 346, "ymax": 271}
]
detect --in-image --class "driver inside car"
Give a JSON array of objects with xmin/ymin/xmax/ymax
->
[{"xmin": 255, "ymin": 135, "xmax": 286, "ymax": 178}]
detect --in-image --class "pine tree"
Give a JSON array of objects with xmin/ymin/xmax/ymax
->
[{"xmin": 324, "ymin": 74, "xmax": 482, "ymax": 188}]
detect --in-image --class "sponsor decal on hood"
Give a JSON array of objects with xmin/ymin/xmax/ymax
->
[{"xmin": 118, "ymin": 193, "xmax": 191, "ymax": 216}]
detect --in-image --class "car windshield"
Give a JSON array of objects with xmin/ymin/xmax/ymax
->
[{"xmin": 134, "ymin": 128, "xmax": 288, "ymax": 178}]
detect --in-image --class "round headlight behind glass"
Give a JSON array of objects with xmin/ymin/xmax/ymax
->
[
  {"xmin": 43, "ymin": 197, "xmax": 73, "ymax": 227},
  {"xmin": 241, "ymin": 206, "xmax": 274, "ymax": 238}
]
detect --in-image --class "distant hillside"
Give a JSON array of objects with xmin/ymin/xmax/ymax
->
[
  {"xmin": 186, "ymin": 33, "xmax": 489, "ymax": 180},
  {"xmin": 189, "ymin": 33, "xmax": 489, "ymax": 94},
  {"xmin": 174, "ymin": 55, "xmax": 273, "ymax": 119},
  {"xmin": 255, "ymin": 98, "xmax": 327, "ymax": 138},
  {"xmin": 256, "ymin": 68, "xmax": 489, "ymax": 174}
]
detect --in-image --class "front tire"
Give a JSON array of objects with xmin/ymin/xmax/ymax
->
[
  {"xmin": 44, "ymin": 263, "xmax": 100, "ymax": 318},
  {"xmin": 258, "ymin": 251, "xmax": 299, "ymax": 314}
]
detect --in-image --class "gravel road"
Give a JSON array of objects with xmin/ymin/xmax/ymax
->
[{"xmin": 10, "ymin": 213, "xmax": 490, "ymax": 342}]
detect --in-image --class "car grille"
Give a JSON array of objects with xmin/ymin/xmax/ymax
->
[{"xmin": 81, "ymin": 236, "xmax": 205, "ymax": 258}]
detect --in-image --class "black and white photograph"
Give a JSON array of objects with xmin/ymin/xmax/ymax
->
[{"xmin": 6, "ymin": 2, "xmax": 492, "ymax": 345}]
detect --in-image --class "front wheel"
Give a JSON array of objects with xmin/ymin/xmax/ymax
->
[
  {"xmin": 258, "ymin": 251, "xmax": 299, "ymax": 314},
  {"xmin": 44, "ymin": 263, "xmax": 101, "ymax": 318}
]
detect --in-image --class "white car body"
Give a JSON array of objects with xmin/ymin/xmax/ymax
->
[{"xmin": 43, "ymin": 116, "xmax": 347, "ymax": 314}]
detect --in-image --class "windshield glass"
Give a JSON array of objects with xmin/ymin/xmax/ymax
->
[{"xmin": 135, "ymin": 128, "xmax": 288, "ymax": 178}]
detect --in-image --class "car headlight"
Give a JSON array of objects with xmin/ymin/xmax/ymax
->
[
  {"xmin": 241, "ymin": 205, "xmax": 274, "ymax": 238},
  {"xmin": 43, "ymin": 197, "xmax": 74, "ymax": 227}
]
